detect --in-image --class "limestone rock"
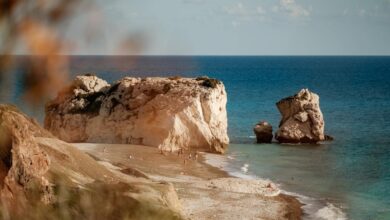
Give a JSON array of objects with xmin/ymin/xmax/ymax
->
[
  {"xmin": 253, "ymin": 121, "xmax": 273, "ymax": 143},
  {"xmin": 0, "ymin": 105, "xmax": 54, "ymax": 207},
  {"xmin": 45, "ymin": 75, "xmax": 229, "ymax": 153},
  {"xmin": 275, "ymin": 89, "xmax": 326, "ymax": 143}
]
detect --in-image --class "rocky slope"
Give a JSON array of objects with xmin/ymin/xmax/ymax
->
[
  {"xmin": 0, "ymin": 104, "xmax": 182, "ymax": 219},
  {"xmin": 275, "ymin": 89, "xmax": 326, "ymax": 143},
  {"xmin": 44, "ymin": 75, "xmax": 229, "ymax": 153}
]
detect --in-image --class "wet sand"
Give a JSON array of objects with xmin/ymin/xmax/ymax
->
[{"xmin": 74, "ymin": 143, "xmax": 302, "ymax": 220}]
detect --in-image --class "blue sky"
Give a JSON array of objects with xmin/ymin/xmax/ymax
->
[{"xmin": 65, "ymin": 0, "xmax": 390, "ymax": 55}]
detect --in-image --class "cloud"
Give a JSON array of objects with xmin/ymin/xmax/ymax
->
[
  {"xmin": 223, "ymin": 2, "xmax": 266, "ymax": 26},
  {"xmin": 274, "ymin": 0, "xmax": 310, "ymax": 18},
  {"xmin": 224, "ymin": 2, "xmax": 255, "ymax": 18}
]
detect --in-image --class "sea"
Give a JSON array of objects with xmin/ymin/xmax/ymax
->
[{"xmin": 1, "ymin": 56, "xmax": 390, "ymax": 220}]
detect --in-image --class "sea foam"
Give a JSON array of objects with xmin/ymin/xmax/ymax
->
[
  {"xmin": 203, "ymin": 152, "xmax": 348, "ymax": 220},
  {"xmin": 314, "ymin": 203, "xmax": 347, "ymax": 220}
]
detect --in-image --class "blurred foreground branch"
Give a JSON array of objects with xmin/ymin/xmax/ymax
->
[{"xmin": 0, "ymin": 0, "xmax": 82, "ymax": 104}]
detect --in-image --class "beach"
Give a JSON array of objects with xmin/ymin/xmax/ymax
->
[{"xmin": 73, "ymin": 143, "xmax": 302, "ymax": 220}]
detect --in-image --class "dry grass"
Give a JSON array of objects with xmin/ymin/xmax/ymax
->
[{"xmin": 0, "ymin": 173, "xmax": 182, "ymax": 220}]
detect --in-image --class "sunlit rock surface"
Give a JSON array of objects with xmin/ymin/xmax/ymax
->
[
  {"xmin": 275, "ymin": 89, "xmax": 326, "ymax": 143},
  {"xmin": 45, "ymin": 75, "xmax": 229, "ymax": 153}
]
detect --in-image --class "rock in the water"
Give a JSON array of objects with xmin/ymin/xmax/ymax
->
[
  {"xmin": 253, "ymin": 121, "xmax": 273, "ymax": 143},
  {"xmin": 45, "ymin": 75, "xmax": 229, "ymax": 153},
  {"xmin": 324, "ymin": 135, "xmax": 334, "ymax": 141},
  {"xmin": 275, "ymin": 89, "xmax": 326, "ymax": 143}
]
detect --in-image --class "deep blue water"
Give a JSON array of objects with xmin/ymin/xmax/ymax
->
[{"xmin": 1, "ymin": 56, "xmax": 390, "ymax": 219}]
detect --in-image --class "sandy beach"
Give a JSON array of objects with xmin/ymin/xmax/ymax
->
[{"xmin": 73, "ymin": 143, "xmax": 302, "ymax": 220}]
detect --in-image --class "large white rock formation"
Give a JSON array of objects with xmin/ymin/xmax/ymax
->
[
  {"xmin": 275, "ymin": 89, "xmax": 326, "ymax": 143},
  {"xmin": 44, "ymin": 75, "xmax": 229, "ymax": 153}
]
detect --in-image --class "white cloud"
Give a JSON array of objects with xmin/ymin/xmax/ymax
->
[
  {"xmin": 273, "ymin": 0, "xmax": 310, "ymax": 18},
  {"xmin": 224, "ymin": 2, "xmax": 246, "ymax": 16},
  {"xmin": 223, "ymin": 0, "xmax": 312, "ymax": 26},
  {"xmin": 223, "ymin": 2, "xmax": 267, "ymax": 26}
]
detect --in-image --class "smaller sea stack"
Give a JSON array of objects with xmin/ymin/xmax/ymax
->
[{"xmin": 253, "ymin": 121, "xmax": 273, "ymax": 143}]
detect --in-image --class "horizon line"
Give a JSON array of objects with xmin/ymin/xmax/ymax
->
[{"xmin": 2, "ymin": 54, "xmax": 390, "ymax": 57}]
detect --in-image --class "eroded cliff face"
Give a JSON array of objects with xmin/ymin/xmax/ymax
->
[
  {"xmin": 45, "ymin": 75, "xmax": 229, "ymax": 153},
  {"xmin": 275, "ymin": 89, "xmax": 325, "ymax": 143},
  {"xmin": 0, "ymin": 105, "xmax": 53, "ymax": 210},
  {"xmin": 0, "ymin": 104, "xmax": 182, "ymax": 219}
]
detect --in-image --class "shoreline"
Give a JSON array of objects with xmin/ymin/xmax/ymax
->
[
  {"xmin": 206, "ymin": 147, "xmax": 348, "ymax": 220},
  {"xmin": 73, "ymin": 143, "xmax": 302, "ymax": 220}
]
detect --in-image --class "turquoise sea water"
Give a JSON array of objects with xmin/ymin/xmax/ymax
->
[{"xmin": 1, "ymin": 56, "xmax": 390, "ymax": 219}]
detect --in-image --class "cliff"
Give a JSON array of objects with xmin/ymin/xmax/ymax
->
[{"xmin": 44, "ymin": 75, "xmax": 229, "ymax": 153}]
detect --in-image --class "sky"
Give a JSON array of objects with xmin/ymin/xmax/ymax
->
[{"xmin": 63, "ymin": 0, "xmax": 390, "ymax": 55}]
